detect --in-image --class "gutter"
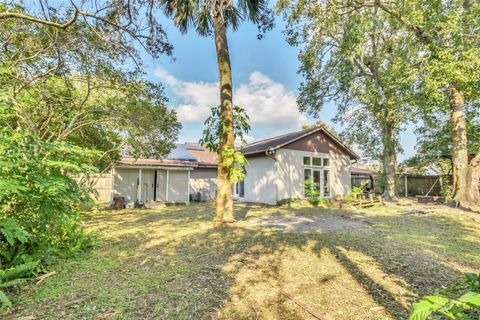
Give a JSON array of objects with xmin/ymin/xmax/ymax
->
[{"xmin": 264, "ymin": 148, "xmax": 277, "ymax": 161}]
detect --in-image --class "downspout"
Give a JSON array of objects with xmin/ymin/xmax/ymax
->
[{"xmin": 265, "ymin": 149, "xmax": 279, "ymax": 204}]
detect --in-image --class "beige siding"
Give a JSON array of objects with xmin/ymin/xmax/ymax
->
[
  {"xmin": 190, "ymin": 168, "xmax": 217, "ymax": 201},
  {"xmin": 113, "ymin": 168, "xmax": 138, "ymax": 203},
  {"xmin": 276, "ymin": 149, "xmax": 351, "ymax": 201},
  {"xmin": 244, "ymin": 156, "xmax": 277, "ymax": 205},
  {"xmin": 168, "ymin": 170, "xmax": 189, "ymax": 202},
  {"xmin": 156, "ymin": 170, "xmax": 167, "ymax": 201},
  {"xmin": 114, "ymin": 168, "xmax": 191, "ymax": 203}
]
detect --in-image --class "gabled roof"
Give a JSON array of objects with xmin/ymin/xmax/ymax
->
[{"xmin": 242, "ymin": 126, "xmax": 359, "ymax": 160}]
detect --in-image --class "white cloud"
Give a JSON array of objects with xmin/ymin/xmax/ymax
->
[{"xmin": 155, "ymin": 68, "xmax": 308, "ymax": 132}]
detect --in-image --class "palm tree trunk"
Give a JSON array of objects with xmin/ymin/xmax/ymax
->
[
  {"xmin": 449, "ymin": 86, "xmax": 480, "ymax": 210},
  {"xmin": 382, "ymin": 123, "xmax": 398, "ymax": 200},
  {"xmin": 213, "ymin": 16, "xmax": 235, "ymax": 225}
]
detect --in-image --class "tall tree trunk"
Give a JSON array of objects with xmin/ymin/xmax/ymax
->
[
  {"xmin": 382, "ymin": 124, "xmax": 398, "ymax": 200},
  {"xmin": 213, "ymin": 16, "xmax": 235, "ymax": 225},
  {"xmin": 449, "ymin": 86, "xmax": 480, "ymax": 210}
]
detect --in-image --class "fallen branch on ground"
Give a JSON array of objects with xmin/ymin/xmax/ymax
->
[{"xmin": 282, "ymin": 291, "xmax": 333, "ymax": 320}]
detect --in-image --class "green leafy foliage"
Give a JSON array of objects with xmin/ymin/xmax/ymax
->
[
  {"xmin": 200, "ymin": 105, "xmax": 251, "ymax": 182},
  {"xmin": 0, "ymin": 261, "xmax": 40, "ymax": 307},
  {"xmin": 409, "ymin": 273, "xmax": 480, "ymax": 319},
  {"xmin": 0, "ymin": 0, "xmax": 181, "ymax": 309},
  {"xmin": 350, "ymin": 186, "xmax": 364, "ymax": 199},
  {"xmin": 0, "ymin": 4, "xmax": 181, "ymax": 173},
  {"xmin": 0, "ymin": 124, "xmax": 98, "ymax": 307},
  {"xmin": 303, "ymin": 179, "xmax": 320, "ymax": 199},
  {"xmin": 200, "ymin": 105, "xmax": 251, "ymax": 152}
]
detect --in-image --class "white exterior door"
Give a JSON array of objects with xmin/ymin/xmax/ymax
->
[{"xmin": 141, "ymin": 170, "xmax": 155, "ymax": 202}]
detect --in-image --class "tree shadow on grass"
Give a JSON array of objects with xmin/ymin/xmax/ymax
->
[{"xmin": 9, "ymin": 203, "xmax": 480, "ymax": 319}]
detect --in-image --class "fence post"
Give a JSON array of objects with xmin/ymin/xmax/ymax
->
[{"xmin": 404, "ymin": 175, "xmax": 408, "ymax": 197}]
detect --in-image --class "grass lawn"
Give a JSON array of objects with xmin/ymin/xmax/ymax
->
[{"xmin": 4, "ymin": 200, "xmax": 480, "ymax": 319}]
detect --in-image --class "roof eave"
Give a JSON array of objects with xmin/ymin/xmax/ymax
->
[{"xmin": 243, "ymin": 127, "xmax": 360, "ymax": 160}]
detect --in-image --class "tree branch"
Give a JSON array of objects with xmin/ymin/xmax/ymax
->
[{"xmin": 0, "ymin": 9, "xmax": 79, "ymax": 29}]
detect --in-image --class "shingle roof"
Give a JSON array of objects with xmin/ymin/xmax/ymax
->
[{"xmin": 241, "ymin": 127, "xmax": 359, "ymax": 160}]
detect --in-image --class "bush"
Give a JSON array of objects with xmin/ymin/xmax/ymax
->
[
  {"xmin": 408, "ymin": 273, "xmax": 480, "ymax": 320},
  {"xmin": 0, "ymin": 129, "xmax": 97, "ymax": 307}
]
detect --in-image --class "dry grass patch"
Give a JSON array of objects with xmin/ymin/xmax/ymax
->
[{"xmin": 3, "ymin": 200, "xmax": 479, "ymax": 319}]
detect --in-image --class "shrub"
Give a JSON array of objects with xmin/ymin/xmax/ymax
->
[
  {"xmin": 408, "ymin": 273, "xmax": 480, "ymax": 320},
  {"xmin": 0, "ymin": 129, "xmax": 97, "ymax": 307},
  {"xmin": 303, "ymin": 179, "xmax": 320, "ymax": 198}
]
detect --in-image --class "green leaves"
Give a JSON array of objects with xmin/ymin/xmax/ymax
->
[
  {"xmin": 0, "ymin": 261, "xmax": 39, "ymax": 308},
  {"xmin": 408, "ymin": 273, "xmax": 480, "ymax": 320},
  {"xmin": 158, "ymin": 0, "xmax": 274, "ymax": 37},
  {"xmin": 408, "ymin": 295, "xmax": 450, "ymax": 320},
  {"xmin": 220, "ymin": 147, "xmax": 248, "ymax": 182},
  {"xmin": 200, "ymin": 105, "xmax": 251, "ymax": 183},
  {"xmin": 200, "ymin": 105, "xmax": 251, "ymax": 153},
  {"xmin": 0, "ymin": 219, "xmax": 30, "ymax": 246}
]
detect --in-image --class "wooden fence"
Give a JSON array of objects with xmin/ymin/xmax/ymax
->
[
  {"xmin": 397, "ymin": 175, "xmax": 448, "ymax": 197},
  {"xmin": 75, "ymin": 173, "xmax": 113, "ymax": 202},
  {"xmin": 351, "ymin": 174, "xmax": 451, "ymax": 197}
]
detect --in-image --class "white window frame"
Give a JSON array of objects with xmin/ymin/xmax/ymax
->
[{"xmin": 303, "ymin": 155, "xmax": 331, "ymax": 198}]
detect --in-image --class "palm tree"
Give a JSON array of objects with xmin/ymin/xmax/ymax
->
[{"xmin": 159, "ymin": 0, "xmax": 272, "ymax": 225}]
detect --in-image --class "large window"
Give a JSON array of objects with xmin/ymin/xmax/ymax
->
[{"xmin": 303, "ymin": 155, "xmax": 331, "ymax": 197}]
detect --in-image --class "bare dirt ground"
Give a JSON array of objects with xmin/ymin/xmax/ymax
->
[{"xmin": 237, "ymin": 213, "xmax": 368, "ymax": 233}]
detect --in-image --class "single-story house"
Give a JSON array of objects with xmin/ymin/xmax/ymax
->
[{"xmin": 108, "ymin": 126, "xmax": 360, "ymax": 205}]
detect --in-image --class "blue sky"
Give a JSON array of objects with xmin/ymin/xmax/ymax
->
[{"xmin": 141, "ymin": 16, "xmax": 417, "ymax": 162}]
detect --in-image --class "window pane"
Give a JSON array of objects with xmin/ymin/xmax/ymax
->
[
  {"xmin": 313, "ymin": 170, "xmax": 321, "ymax": 194},
  {"xmin": 323, "ymin": 158, "xmax": 330, "ymax": 167},
  {"xmin": 304, "ymin": 169, "xmax": 311, "ymax": 181},
  {"xmin": 239, "ymin": 181, "xmax": 244, "ymax": 197},
  {"xmin": 323, "ymin": 170, "xmax": 330, "ymax": 197},
  {"xmin": 312, "ymin": 157, "xmax": 322, "ymax": 166},
  {"xmin": 304, "ymin": 169, "xmax": 311, "ymax": 196},
  {"xmin": 303, "ymin": 157, "xmax": 311, "ymax": 166}
]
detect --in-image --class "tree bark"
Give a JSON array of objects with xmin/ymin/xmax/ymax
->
[
  {"xmin": 449, "ymin": 86, "xmax": 480, "ymax": 210},
  {"xmin": 382, "ymin": 124, "xmax": 398, "ymax": 200},
  {"xmin": 213, "ymin": 16, "xmax": 235, "ymax": 225}
]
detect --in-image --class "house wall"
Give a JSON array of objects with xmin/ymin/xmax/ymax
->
[
  {"xmin": 168, "ymin": 170, "xmax": 189, "ymax": 202},
  {"xmin": 113, "ymin": 167, "xmax": 190, "ymax": 203},
  {"xmin": 244, "ymin": 155, "xmax": 277, "ymax": 205},
  {"xmin": 283, "ymin": 130, "xmax": 353, "ymax": 157},
  {"xmin": 190, "ymin": 168, "xmax": 217, "ymax": 201},
  {"xmin": 113, "ymin": 168, "xmax": 138, "ymax": 203},
  {"xmin": 276, "ymin": 148, "xmax": 351, "ymax": 201}
]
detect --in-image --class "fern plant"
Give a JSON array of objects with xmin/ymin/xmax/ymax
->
[
  {"xmin": 0, "ymin": 219, "xmax": 32, "ymax": 269},
  {"xmin": 0, "ymin": 261, "xmax": 39, "ymax": 307}
]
